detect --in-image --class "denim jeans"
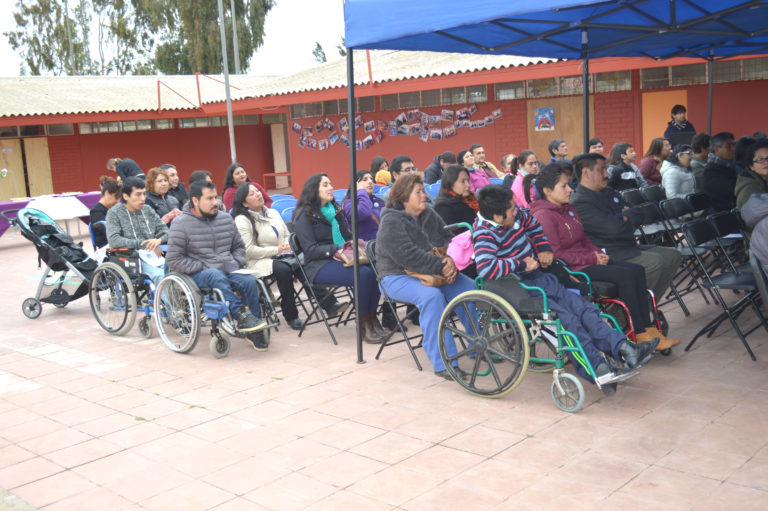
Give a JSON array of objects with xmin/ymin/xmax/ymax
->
[{"xmin": 188, "ymin": 268, "xmax": 261, "ymax": 318}]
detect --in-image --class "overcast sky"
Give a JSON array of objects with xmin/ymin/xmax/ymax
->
[{"xmin": 0, "ymin": 0, "xmax": 345, "ymax": 77}]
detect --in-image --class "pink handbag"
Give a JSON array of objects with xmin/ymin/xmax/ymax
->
[{"xmin": 447, "ymin": 230, "xmax": 474, "ymax": 270}]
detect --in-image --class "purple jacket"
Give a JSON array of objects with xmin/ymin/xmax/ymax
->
[
  {"xmin": 342, "ymin": 189, "xmax": 385, "ymax": 241},
  {"xmin": 529, "ymin": 199, "xmax": 602, "ymax": 271}
]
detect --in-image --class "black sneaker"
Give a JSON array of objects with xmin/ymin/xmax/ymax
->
[
  {"xmin": 286, "ymin": 317, "xmax": 303, "ymax": 331},
  {"xmin": 619, "ymin": 339, "xmax": 658, "ymax": 369},
  {"xmin": 434, "ymin": 369, "xmax": 454, "ymax": 381},
  {"xmin": 247, "ymin": 330, "xmax": 269, "ymax": 351},
  {"xmin": 325, "ymin": 301, "xmax": 351, "ymax": 317},
  {"xmin": 237, "ymin": 311, "xmax": 267, "ymax": 333}
]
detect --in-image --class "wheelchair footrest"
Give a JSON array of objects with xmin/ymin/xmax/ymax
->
[{"xmin": 595, "ymin": 368, "xmax": 639, "ymax": 387}]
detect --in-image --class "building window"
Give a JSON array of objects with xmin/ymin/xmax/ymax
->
[
  {"xmin": 671, "ymin": 63, "xmax": 707, "ymax": 86},
  {"xmin": 381, "ymin": 94, "xmax": 398, "ymax": 111},
  {"xmin": 443, "ymin": 87, "xmax": 466, "ymax": 104},
  {"xmin": 713, "ymin": 60, "xmax": 741, "ymax": 83},
  {"xmin": 640, "ymin": 67, "xmax": 670, "ymax": 89},
  {"xmin": 137, "ymin": 120, "xmax": 153, "ymax": 130},
  {"xmin": 743, "ymin": 57, "xmax": 768, "ymax": 80},
  {"xmin": 399, "ymin": 91, "xmax": 420, "ymax": 108},
  {"xmin": 595, "ymin": 71, "xmax": 631, "ymax": 92},
  {"xmin": 179, "ymin": 118, "xmax": 195, "ymax": 128},
  {"xmin": 495, "ymin": 81, "xmax": 525, "ymax": 100},
  {"xmin": 154, "ymin": 119, "xmax": 173, "ymax": 130},
  {"xmin": 323, "ymin": 100, "xmax": 339, "ymax": 115},
  {"xmin": 46, "ymin": 123, "xmax": 74, "ymax": 136},
  {"xmin": 559, "ymin": 75, "xmax": 593, "ymax": 95},
  {"xmin": 261, "ymin": 113, "xmax": 286, "ymax": 124},
  {"xmin": 527, "ymin": 77, "xmax": 559, "ymax": 97},
  {"xmin": 233, "ymin": 115, "xmax": 259, "ymax": 125},
  {"xmin": 421, "ymin": 89, "xmax": 441, "ymax": 107},
  {"xmin": 121, "ymin": 121, "xmax": 137, "ymax": 132},
  {"xmin": 467, "ymin": 85, "xmax": 488, "ymax": 102},
  {"xmin": 0, "ymin": 126, "xmax": 20, "ymax": 138}
]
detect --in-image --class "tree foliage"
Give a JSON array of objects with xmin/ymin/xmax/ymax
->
[
  {"xmin": 312, "ymin": 42, "xmax": 326, "ymax": 63},
  {"xmin": 5, "ymin": 0, "xmax": 275, "ymax": 76}
]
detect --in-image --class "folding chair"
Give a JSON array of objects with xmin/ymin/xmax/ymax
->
[
  {"xmin": 641, "ymin": 184, "xmax": 666, "ymax": 203},
  {"xmin": 681, "ymin": 218, "xmax": 768, "ymax": 360},
  {"xmin": 620, "ymin": 188, "xmax": 645, "ymax": 206},
  {"xmin": 365, "ymin": 239, "xmax": 424, "ymax": 370},
  {"xmin": 686, "ymin": 192, "xmax": 715, "ymax": 216},
  {"xmin": 288, "ymin": 233, "xmax": 354, "ymax": 345},
  {"xmin": 749, "ymin": 252, "xmax": 768, "ymax": 309}
]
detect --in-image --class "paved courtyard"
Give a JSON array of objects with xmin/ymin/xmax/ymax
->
[{"xmin": 1, "ymin": 229, "xmax": 767, "ymax": 510}]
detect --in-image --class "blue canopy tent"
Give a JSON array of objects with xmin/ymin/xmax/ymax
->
[{"xmin": 340, "ymin": 0, "xmax": 768, "ymax": 362}]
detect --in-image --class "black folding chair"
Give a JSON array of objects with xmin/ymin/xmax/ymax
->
[
  {"xmin": 749, "ymin": 252, "xmax": 768, "ymax": 309},
  {"xmin": 365, "ymin": 240, "xmax": 424, "ymax": 369},
  {"xmin": 708, "ymin": 210, "xmax": 749, "ymax": 270},
  {"xmin": 641, "ymin": 184, "xmax": 666, "ymax": 203},
  {"xmin": 681, "ymin": 218, "xmax": 768, "ymax": 360},
  {"xmin": 686, "ymin": 192, "xmax": 715, "ymax": 216},
  {"xmin": 620, "ymin": 188, "xmax": 645, "ymax": 206},
  {"xmin": 288, "ymin": 233, "xmax": 355, "ymax": 345}
]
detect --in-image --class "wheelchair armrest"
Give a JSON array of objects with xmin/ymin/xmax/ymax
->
[{"xmin": 443, "ymin": 222, "xmax": 473, "ymax": 234}]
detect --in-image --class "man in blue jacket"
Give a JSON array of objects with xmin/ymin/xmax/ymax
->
[{"xmin": 166, "ymin": 180, "xmax": 268, "ymax": 350}]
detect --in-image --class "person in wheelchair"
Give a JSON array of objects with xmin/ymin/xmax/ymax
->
[
  {"xmin": 527, "ymin": 163, "xmax": 679, "ymax": 351},
  {"xmin": 376, "ymin": 173, "xmax": 477, "ymax": 380},
  {"xmin": 105, "ymin": 177, "xmax": 168, "ymax": 285},
  {"xmin": 231, "ymin": 182, "xmax": 304, "ymax": 331},
  {"xmin": 473, "ymin": 185, "xmax": 659, "ymax": 393},
  {"xmin": 166, "ymin": 180, "xmax": 268, "ymax": 350}
]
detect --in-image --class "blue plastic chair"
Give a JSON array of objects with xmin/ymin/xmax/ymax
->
[
  {"xmin": 89, "ymin": 221, "xmax": 107, "ymax": 250},
  {"xmin": 490, "ymin": 178, "xmax": 503, "ymax": 185},
  {"xmin": 281, "ymin": 207, "xmax": 295, "ymax": 222},
  {"xmin": 427, "ymin": 183, "xmax": 441, "ymax": 198},
  {"xmin": 374, "ymin": 186, "xmax": 390, "ymax": 198},
  {"xmin": 332, "ymin": 190, "xmax": 347, "ymax": 203},
  {"xmin": 269, "ymin": 194, "xmax": 295, "ymax": 200},
  {"xmin": 271, "ymin": 198, "xmax": 297, "ymax": 213}
]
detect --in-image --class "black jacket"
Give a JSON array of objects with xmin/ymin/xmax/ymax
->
[
  {"xmin": 433, "ymin": 195, "xmax": 477, "ymax": 233},
  {"xmin": 423, "ymin": 156, "xmax": 443, "ymax": 184},
  {"xmin": 701, "ymin": 160, "xmax": 738, "ymax": 212},
  {"xmin": 167, "ymin": 183, "xmax": 189, "ymax": 205},
  {"xmin": 145, "ymin": 191, "xmax": 180, "ymax": 220},
  {"xmin": 293, "ymin": 205, "xmax": 351, "ymax": 283},
  {"xmin": 116, "ymin": 158, "xmax": 144, "ymax": 182},
  {"xmin": 89, "ymin": 202, "xmax": 109, "ymax": 248},
  {"xmin": 570, "ymin": 185, "xmax": 644, "ymax": 260}
]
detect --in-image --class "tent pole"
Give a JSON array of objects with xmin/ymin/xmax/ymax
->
[
  {"xmin": 708, "ymin": 48, "xmax": 714, "ymax": 135},
  {"xmin": 582, "ymin": 29, "xmax": 589, "ymax": 153},
  {"xmin": 346, "ymin": 50, "xmax": 365, "ymax": 364},
  {"xmin": 217, "ymin": 0, "xmax": 236, "ymax": 162}
]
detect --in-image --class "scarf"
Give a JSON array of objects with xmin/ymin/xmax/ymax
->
[
  {"xmin": 320, "ymin": 202, "xmax": 345, "ymax": 246},
  {"xmin": 447, "ymin": 190, "xmax": 479, "ymax": 213}
]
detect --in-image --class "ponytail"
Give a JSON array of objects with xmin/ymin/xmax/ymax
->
[{"xmin": 523, "ymin": 173, "xmax": 538, "ymax": 204}]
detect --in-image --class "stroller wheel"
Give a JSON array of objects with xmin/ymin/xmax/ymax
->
[{"xmin": 22, "ymin": 298, "xmax": 42, "ymax": 319}]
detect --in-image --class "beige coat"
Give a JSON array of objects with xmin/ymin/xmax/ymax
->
[{"xmin": 234, "ymin": 207, "xmax": 290, "ymax": 277}]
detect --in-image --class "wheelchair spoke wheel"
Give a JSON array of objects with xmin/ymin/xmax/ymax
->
[
  {"xmin": 438, "ymin": 290, "xmax": 529, "ymax": 398},
  {"xmin": 90, "ymin": 262, "xmax": 137, "ymax": 336},
  {"xmin": 154, "ymin": 273, "xmax": 201, "ymax": 354},
  {"xmin": 528, "ymin": 327, "xmax": 559, "ymax": 373},
  {"xmin": 551, "ymin": 372, "xmax": 584, "ymax": 413}
]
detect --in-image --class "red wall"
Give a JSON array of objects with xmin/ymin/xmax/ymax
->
[{"xmin": 47, "ymin": 124, "xmax": 274, "ymax": 193}]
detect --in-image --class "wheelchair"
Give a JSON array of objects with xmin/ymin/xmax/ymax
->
[
  {"xmin": 89, "ymin": 248, "xmax": 157, "ymax": 338},
  {"xmin": 437, "ymin": 224, "xmax": 641, "ymax": 413},
  {"xmin": 152, "ymin": 272, "xmax": 280, "ymax": 358}
]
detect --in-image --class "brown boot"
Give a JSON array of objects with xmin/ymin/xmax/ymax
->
[
  {"xmin": 636, "ymin": 328, "xmax": 675, "ymax": 351},
  {"xmin": 644, "ymin": 326, "xmax": 680, "ymax": 348},
  {"xmin": 370, "ymin": 313, "xmax": 395, "ymax": 341},
  {"xmin": 362, "ymin": 312, "xmax": 385, "ymax": 344}
]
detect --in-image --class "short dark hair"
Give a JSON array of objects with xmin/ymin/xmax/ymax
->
[
  {"xmin": 158, "ymin": 163, "xmax": 176, "ymax": 171},
  {"xmin": 457, "ymin": 149, "xmax": 472, "ymax": 166},
  {"xmin": 711, "ymin": 132, "xmax": 735, "ymax": 149},
  {"xmin": 477, "ymin": 185, "xmax": 514, "ymax": 221},
  {"xmin": 573, "ymin": 153, "xmax": 606, "ymax": 182},
  {"xmin": 588, "ymin": 138, "xmax": 602, "ymax": 147},
  {"xmin": 121, "ymin": 177, "xmax": 145, "ymax": 198},
  {"xmin": 469, "ymin": 144, "xmax": 484, "ymax": 155},
  {"xmin": 607, "ymin": 142, "xmax": 633, "ymax": 166},
  {"xmin": 671, "ymin": 104, "xmax": 687, "ymax": 115},
  {"xmin": 745, "ymin": 139, "xmax": 768, "ymax": 169},
  {"xmin": 439, "ymin": 151, "xmax": 457, "ymax": 164},
  {"xmin": 548, "ymin": 139, "xmax": 565, "ymax": 157},
  {"xmin": 691, "ymin": 133, "xmax": 710, "ymax": 153},
  {"xmin": 389, "ymin": 155, "xmax": 413, "ymax": 175},
  {"xmin": 189, "ymin": 170, "xmax": 213, "ymax": 184},
  {"xmin": 735, "ymin": 136, "xmax": 757, "ymax": 165},
  {"xmin": 438, "ymin": 165, "xmax": 471, "ymax": 200},
  {"xmin": 99, "ymin": 176, "xmax": 121, "ymax": 196},
  {"xmin": 669, "ymin": 145, "xmax": 693, "ymax": 165},
  {"xmin": 387, "ymin": 172, "xmax": 423, "ymax": 209},
  {"xmin": 190, "ymin": 179, "xmax": 216, "ymax": 202}
]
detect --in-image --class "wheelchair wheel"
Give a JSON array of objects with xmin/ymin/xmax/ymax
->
[
  {"xmin": 438, "ymin": 290, "xmax": 529, "ymax": 398},
  {"xmin": 22, "ymin": 297, "xmax": 42, "ymax": 319},
  {"xmin": 138, "ymin": 315, "xmax": 153, "ymax": 339},
  {"xmin": 209, "ymin": 331, "xmax": 230, "ymax": 358},
  {"xmin": 89, "ymin": 262, "xmax": 137, "ymax": 336},
  {"xmin": 551, "ymin": 372, "xmax": 584, "ymax": 413},
  {"xmin": 154, "ymin": 273, "xmax": 201, "ymax": 353},
  {"xmin": 528, "ymin": 327, "xmax": 559, "ymax": 373}
]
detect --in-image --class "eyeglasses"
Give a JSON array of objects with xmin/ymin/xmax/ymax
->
[
  {"xmin": 753, "ymin": 157, "xmax": 768, "ymax": 164},
  {"xmin": 400, "ymin": 166, "xmax": 418, "ymax": 173}
]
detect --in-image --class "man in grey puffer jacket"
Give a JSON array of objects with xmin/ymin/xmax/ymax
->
[{"xmin": 166, "ymin": 180, "xmax": 268, "ymax": 350}]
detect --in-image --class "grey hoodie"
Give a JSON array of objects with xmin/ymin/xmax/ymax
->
[
  {"xmin": 374, "ymin": 206, "xmax": 453, "ymax": 278},
  {"xmin": 741, "ymin": 193, "xmax": 768, "ymax": 275}
]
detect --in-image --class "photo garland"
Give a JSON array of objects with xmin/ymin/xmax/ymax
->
[{"xmin": 295, "ymin": 104, "xmax": 502, "ymax": 150}]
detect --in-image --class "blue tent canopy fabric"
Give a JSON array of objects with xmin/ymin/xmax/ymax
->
[{"xmin": 344, "ymin": 0, "xmax": 768, "ymax": 60}]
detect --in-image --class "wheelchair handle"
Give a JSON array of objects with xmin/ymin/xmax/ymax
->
[{"xmin": 443, "ymin": 222, "xmax": 473, "ymax": 234}]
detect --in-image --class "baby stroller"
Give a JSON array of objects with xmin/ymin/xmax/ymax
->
[{"xmin": 1, "ymin": 208, "xmax": 97, "ymax": 319}]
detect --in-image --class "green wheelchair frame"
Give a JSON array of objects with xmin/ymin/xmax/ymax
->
[{"xmin": 437, "ymin": 223, "xmax": 635, "ymax": 413}]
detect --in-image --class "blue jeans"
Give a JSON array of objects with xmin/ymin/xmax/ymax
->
[
  {"xmin": 140, "ymin": 261, "xmax": 167, "ymax": 287},
  {"xmin": 188, "ymin": 268, "xmax": 261, "ymax": 318},
  {"xmin": 523, "ymin": 271, "xmax": 627, "ymax": 381},
  {"xmin": 381, "ymin": 273, "xmax": 477, "ymax": 372}
]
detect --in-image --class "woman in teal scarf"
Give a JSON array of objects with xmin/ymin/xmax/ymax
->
[{"xmin": 293, "ymin": 173, "xmax": 390, "ymax": 344}]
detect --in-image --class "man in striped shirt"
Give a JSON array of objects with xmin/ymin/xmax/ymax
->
[{"xmin": 472, "ymin": 185, "xmax": 657, "ymax": 393}]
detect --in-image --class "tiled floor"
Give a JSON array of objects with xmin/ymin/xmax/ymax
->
[{"xmin": 1, "ymin": 231, "xmax": 767, "ymax": 510}]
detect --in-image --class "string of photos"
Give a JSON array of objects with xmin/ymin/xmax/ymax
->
[{"xmin": 291, "ymin": 105, "xmax": 502, "ymax": 151}]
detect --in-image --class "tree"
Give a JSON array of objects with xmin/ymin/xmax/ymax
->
[
  {"xmin": 337, "ymin": 37, "xmax": 347, "ymax": 57},
  {"xmin": 312, "ymin": 42, "xmax": 326, "ymax": 63},
  {"xmin": 147, "ymin": 0, "xmax": 275, "ymax": 74},
  {"xmin": 6, "ymin": 0, "xmax": 95, "ymax": 75}
]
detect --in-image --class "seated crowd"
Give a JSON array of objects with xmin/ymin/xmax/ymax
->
[{"xmin": 91, "ymin": 128, "xmax": 767, "ymax": 388}]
